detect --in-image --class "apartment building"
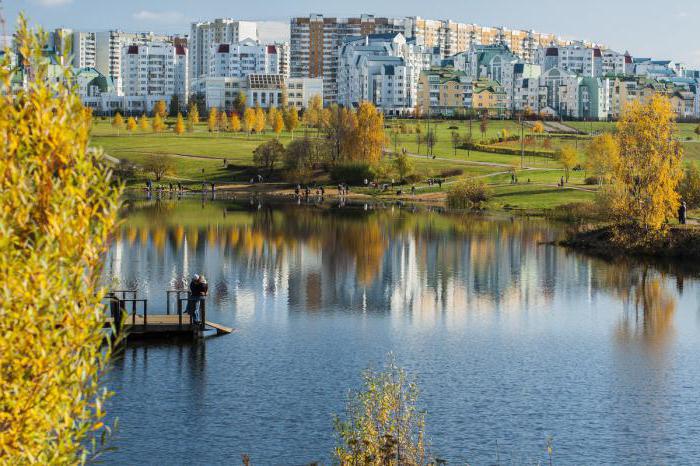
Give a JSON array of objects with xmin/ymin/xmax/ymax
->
[
  {"xmin": 47, "ymin": 28, "xmax": 97, "ymax": 68},
  {"xmin": 471, "ymin": 79, "xmax": 507, "ymax": 117},
  {"xmin": 536, "ymin": 44, "xmax": 603, "ymax": 77},
  {"xmin": 121, "ymin": 42, "xmax": 188, "ymax": 114},
  {"xmin": 95, "ymin": 30, "xmax": 172, "ymax": 93},
  {"xmin": 275, "ymin": 42, "xmax": 291, "ymax": 77},
  {"xmin": 209, "ymin": 39, "xmax": 280, "ymax": 77},
  {"xmin": 417, "ymin": 68, "xmax": 470, "ymax": 116},
  {"xmin": 337, "ymin": 33, "xmax": 429, "ymax": 115},
  {"xmin": 189, "ymin": 19, "xmax": 258, "ymax": 83},
  {"xmin": 72, "ymin": 32, "xmax": 97, "ymax": 68},
  {"xmin": 192, "ymin": 74, "xmax": 323, "ymax": 112}
]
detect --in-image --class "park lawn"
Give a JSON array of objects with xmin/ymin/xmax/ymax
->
[{"xmin": 488, "ymin": 184, "xmax": 595, "ymax": 210}]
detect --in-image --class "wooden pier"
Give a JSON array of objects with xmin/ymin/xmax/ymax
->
[{"xmin": 104, "ymin": 290, "xmax": 233, "ymax": 340}]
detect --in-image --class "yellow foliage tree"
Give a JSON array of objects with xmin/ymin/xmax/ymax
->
[
  {"xmin": 266, "ymin": 107, "xmax": 278, "ymax": 129},
  {"xmin": 585, "ymin": 133, "xmax": 620, "ymax": 184},
  {"xmin": 304, "ymin": 95, "xmax": 324, "ymax": 133},
  {"xmin": 139, "ymin": 114, "xmax": 150, "ymax": 131},
  {"xmin": 112, "ymin": 111, "xmax": 124, "ymax": 133},
  {"xmin": 0, "ymin": 17, "xmax": 122, "ymax": 463},
  {"xmin": 605, "ymin": 95, "xmax": 684, "ymax": 232},
  {"xmin": 174, "ymin": 112, "xmax": 185, "ymax": 135},
  {"xmin": 273, "ymin": 111, "xmax": 284, "ymax": 136},
  {"xmin": 355, "ymin": 101, "xmax": 385, "ymax": 164},
  {"xmin": 532, "ymin": 121, "xmax": 545, "ymax": 136},
  {"xmin": 284, "ymin": 107, "xmax": 299, "ymax": 138},
  {"xmin": 218, "ymin": 110, "xmax": 228, "ymax": 132},
  {"xmin": 243, "ymin": 108, "xmax": 257, "ymax": 134},
  {"xmin": 153, "ymin": 99, "xmax": 167, "ymax": 118},
  {"xmin": 556, "ymin": 146, "xmax": 578, "ymax": 182},
  {"xmin": 152, "ymin": 113, "xmax": 166, "ymax": 133},
  {"xmin": 208, "ymin": 107, "xmax": 218, "ymax": 133},
  {"xmin": 187, "ymin": 103, "xmax": 199, "ymax": 132},
  {"xmin": 254, "ymin": 106, "xmax": 265, "ymax": 133},
  {"xmin": 126, "ymin": 116, "xmax": 137, "ymax": 132},
  {"xmin": 230, "ymin": 113, "xmax": 241, "ymax": 132}
]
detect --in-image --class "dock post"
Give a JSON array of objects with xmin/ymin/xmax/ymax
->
[
  {"xmin": 143, "ymin": 299, "xmax": 148, "ymax": 327},
  {"xmin": 177, "ymin": 298, "xmax": 182, "ymax": 328},
  {"xmin": 200, "ymin": 299, "xmax": 206, "ymax": 332}
]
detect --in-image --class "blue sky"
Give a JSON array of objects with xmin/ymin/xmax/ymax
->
[{"xmin": 6, "ymin": 0, "xmax": 700, "ymax": 66}]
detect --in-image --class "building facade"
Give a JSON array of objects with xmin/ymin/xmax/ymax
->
[
  {"xmin": 209, "ymin": 39, "xmax": 280, "ymax": 77},
  {"xmin": 189, "ymin": 19, "xmax": 258, "ymax": 84}
]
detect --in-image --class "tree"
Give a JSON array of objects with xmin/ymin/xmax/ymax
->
[
  {"xmin": 479, "ymin": 113, "xmax": 489, "ymax": 140},
  {"xmin": 253, "ymin": 139, "xmax": 285, "ymax": 176},
  {"xmin": 392, "ymin": 151, "xmax": 414, "ymax": 182},
  {"xmin": 152, "ymin": 113, "xmax": 166, "ymax": 133},
  {"xmin": 447, "ymin": 178, "xmax": 492, "ymax": 208},
  {"xmin": 144, "ymin": 154, "xmax": 174, "ymax": 181},
  {"xmin": 415, "ymin": 132, "xmax": 424, "ymax": 154},
  {"xmin": 112, "ymin": 111, "xmax": 124, "ymax": 134},
  {"xmin": 187, "ymin": 103, "xmax": 199, "ymax": 132},
  {"xmin": 273, "ymin": 111, "xmax": 284, "ymax": 136},
  {"xmin": 243, "ymin": 108, "xmax": 257, "ymax": 134},
  {"xmin": 585, "ymin": 133, "xmax": 620, "ymax": 184},
  {"xmin": 208, "ymin": 107, "xmax": 218, "ymax": 133},
  {"xmin": 326, "ymin": 105, "xmax": 358, "ymax": 164},
  {"xmin": 605, "ymin": 95, "xmax": 684, "ymax": 232},
  {"xmin": 230, "ymin": 113, "xmax": 241, "ymax": 132},
  {"xmin": 153, "ymin": 99, "xmax": 167, "ymax": 118},
  {"xmin": 1, "ymin": 18, "xmax": 122, "ymax": 462},
  {"xmin": 126, "ymin": 116, "xmax": 137, "ymax": 132},
  {"xmin": 217, "ymin": 110, "xmax": 228, "ymax": 132},
  {"xmin": 355, "ymin": 101, "xmax": 385, "ymax": 164},
  {"xmin": 304, "ymin": 94, "xmax": 324, "ymax": 133},
  {"xmin": 556, "ymin": 146, "xmax": 578, "ymax": 182},
  {"xmin": 254, "ymin": 106, "xmax": 266, "ymax": 133},
  {"xmin": 695, "ymin": 124, "xmax": 700, "ymax": 140},
  {"xmin": 174, "ymin": 112, "xmax": 185, "ymax": 135},
  {"xmin": 425, "ymin": 129, "xmax": 438, "ymax": 156},
  {"xmin": 532, "ymin": 121, "xmax": 545, "ymax": 139},
  {"xmin": 168, "ymin": 94, "xmax": 181, "ymax": 117},
  {"xmin": 284, "ymin": 137, "xmax": 322, "ymax": 183},
  {"xmin": 451, "ymin": 131, "xmax": 461, "ymax": 156},
  {"xmin": 139, "ymin": 114, "xmax": 150, "ymax": 131},
  {"xmin": 334, "ymin": 357, "xmax": 429, "ymax": 465},
  {"xmin": 233, "ymin": 91, "xmax": 247, "ymax": 116},
  {"xmin": 266, "ymin": 107, "xmax": 278, "ymax": 129},
  {"xmin": 284, "ymin": 107, "xmax": 299, "ymax": 138},
  {"xmin": 678, "ymin": 162, "xmax": 700, "ymax": 208}
]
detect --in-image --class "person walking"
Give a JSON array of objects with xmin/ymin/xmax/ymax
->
[{"xmin": 679, "ymin": 201, "xmax": 688, "ymax": 225}]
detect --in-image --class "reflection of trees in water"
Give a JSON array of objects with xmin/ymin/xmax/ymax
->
[{"xmin": 593, "ymin": 262, "xmax": 676, "ymax": 350}]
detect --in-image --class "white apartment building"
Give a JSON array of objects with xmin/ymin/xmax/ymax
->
[
  {"xmin": 121, "ymin": 42, "xmax": 188, "ymax": 114},
  {"xmin": 192, "ymin": 74, "xmax": 322, "ymax": 112},
  {"xmin": 189, "ymin": 19, "xmax": 258, "ymax": 84},
  {"xmin": 337, "ymin": 33, "xmax": 429, "ymax": 115},
  {"xmin": 601, "ymin": 49, "xmax": 630, "ymax": 76},
  {"xmin": 537, "ymin": 44, "xmax": 602, "ymax": 77},
  {"xmin": 209, "ymin": 39, "xmax": 280, "ymax": 77},
  {"xmin": 95, "ymin": 30, "xmax": 172, "ymax": 93},
  {"xmin": 72, "ymin": 31, "xmax": 96, "ymax": 68}
]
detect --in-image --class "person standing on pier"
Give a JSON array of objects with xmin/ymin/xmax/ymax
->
[{"xmin": 186, "ymin": 274, "xmax": 208, "ymax": 324}]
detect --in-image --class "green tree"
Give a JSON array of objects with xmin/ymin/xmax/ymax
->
[
  {"xmin": 0, "ymin": 17, "xmax": 122, "ymax": 463},
  {"xmin": 556, "ymin": 146, "xmax": 578, "ymax": 182},
  {"xmin": 284, "ymin": 137, "xmax": 322, "ymax": 184},
  {"xmin": 392, "ymin": 151, "xmax": 414, "ymax": 182},
  {"xmin": 678, "ymin": 162, "xmax": 700, "ymax": 208},
  {"xmin": 253, "ymin": 139, "xmax": 285, "ymax": 176}
]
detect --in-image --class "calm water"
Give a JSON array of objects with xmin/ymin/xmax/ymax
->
[{"xmin": 103, "ymin": 199, "xmax": 700, "ymax": 465}]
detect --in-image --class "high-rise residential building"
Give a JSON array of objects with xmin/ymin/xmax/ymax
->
[
  {"xmin": 121, "ymin": 42, "xmax": 188, "ymax": 114},
  {"xmin": 189, "ymin": 19, "xmax": 258, "ymax": 84},
  {"xmin": 71, "ymin": 31, "xmax": 96, "ymax": 68},
  {"xmin": 536, "ymin": 44, "xmax": 603, "ymax": 77},
  {"xmin": 337, "ymin": 33, "xmax": 430, "ymax": 115},
  {"xmin": 275, "ymin": 42, "xmax": 291, "ymax": 77},
  {"xmin": 95, "ymin": 30, "xmax": 172, "ymax": 93},
  {"xmin": 209, "ymin": 39, "xmax": 280, "ymax": 77}
]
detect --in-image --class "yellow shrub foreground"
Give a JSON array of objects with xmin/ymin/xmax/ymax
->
[{"xmin": 0, "ymin": 18, "xmax": 121, "ymax": 463}]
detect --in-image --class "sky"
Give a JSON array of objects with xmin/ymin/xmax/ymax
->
[{"xmin": 5, "ymin": 0, "xmax": 700, "ymax": 67}]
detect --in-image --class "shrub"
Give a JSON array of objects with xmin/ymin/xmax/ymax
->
[
  {"xmin": 678, "ymin": 162, "xmax": 700, "ymax": 208},
  {"xmin": 330, "ymin": 162, "xmax": 375, "ymax": 185},
  {"xmin": 447, "ymin": 178, "xmax": 492, "ymax": 208},
  {"xmin": 448, "ymin": 125, "xmax": 459, "ymax": 130},
  {"xmin": 584, "ymin": 176, "xmax": 601, "ymax": 186},
  {"xmin": 439, "ymin": 168, "xmax": 464, "ymax": 178}
]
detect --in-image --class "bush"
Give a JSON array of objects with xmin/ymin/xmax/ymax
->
[
  {"xmin": 584, "ymin": 176, "xmax": 601, "ymax": 186},
  {"xmin": 448, "ymin": 125, "xmax": 459, "ymax": 130},
  {"xmin": 330, "ymin": 162, "xmax": 375, "ymax": 185},
  {"xmin": 447, "ymin": 178, "xmax": 492, "ymax": 208},
  {"xmin": 679, "ymin": 162, "xmax": 700, "ymax": 208},
  {"xmin": 439, "ymin": 168, "xmax": 464, "ymax": 178}
]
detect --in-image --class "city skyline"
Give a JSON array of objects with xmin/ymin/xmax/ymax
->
[{"xmin": 5, "ymin": 0, "xmax": 700, "ymax": 67}]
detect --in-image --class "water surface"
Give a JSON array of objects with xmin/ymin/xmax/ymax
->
[{"xmin": 103, "ymin": 199, "xmax": 700, "ymax": 465}]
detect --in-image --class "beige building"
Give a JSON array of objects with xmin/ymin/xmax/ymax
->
[
  {"xmin": 471, "ymin": 79, "xmax": 508, "ymax": 117},
  {"xmin": 417, "ymin": 68, "xmax": 470, "ymax": 116}
]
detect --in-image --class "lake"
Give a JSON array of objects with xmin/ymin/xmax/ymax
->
[{"xmin": 103, "ymin": 198, "xmax": 700, "ymax": 465}]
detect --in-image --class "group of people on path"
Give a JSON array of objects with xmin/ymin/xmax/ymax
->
[{"xmin": 185, "ymin": 274, "xmax": 208, "ymax": 325}]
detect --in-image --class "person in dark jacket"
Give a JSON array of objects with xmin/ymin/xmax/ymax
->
[
  {"xmin": 186, "ymin": 274, "xmax": 208, "ymax": 324},
  {"xmin": 679, "ymin": 201, "xmax": 688, "ymax": 225}
]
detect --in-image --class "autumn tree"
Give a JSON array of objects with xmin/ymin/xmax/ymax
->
[
  {"xmin": 230, "ymin": 112, "xmax": 241, "ymax": 132},
  {"xmin": 355, "ymin": 101, "xmax": 385, "ymax": 164},
  {"xmin": 253, "ymin": 139, "xmax": 285, "ymax": 176},
  {"xmin": 326, "ymin": 105, "xmax": 358, "ymax": 164},
  {"xmin": 585, "ymin": 133, "xmax": 620, "ymax": 184},
  {"xmin": 217, "ymin": 110, "xmax": 228, "ymax": 132},
  {"xmin": 243, "ymin": 107, "xmax": 257, "ymax": 134},
  {"xmin": 284, "ymin": 137, "xmax": 322, "ymax": 183},
  {"xmin": 126, "ymin": 116, "xmax": 137, "ymax": 132},
  {"xmin": 153, "ymin": 99, "xmax": 167, "ymax": 118},
  {"xmin": 284, "ymin": 106, "xmax": 299, "ymax": 138},
  {"xmin": 112, "ymin": 111, "xmax": 124, "ymax": 134},
  {"xmin": 304, "ymin": 94, "xmax": 324, "ymax": 134},
  {"xmin": 266, "ymin": 107, "xmax": 278, "ymax": 129},
  {"xmin": 425, "ymin": 129, "xmax": 438, "ymax": 156},
  {"xmin": 604, "ymin": 95, "xmax": 684, "ymax": 232},
  {"xmin": 556, "ymin": 146, "xmax": 578, "ymax": 182},
  {"xmin": 392, "ymin": 151, "xmax": 414, "ymax": 182},
  {"xmin": 139, "ymin": 114, "xmax": 150, "ymax": 131},
  {"xmin": 334, "ymin": 357, "xmax": 429, "ymax": 465},
  {"xmin": 678, "ymin": 162, "xmax": 700, "ymax": 208},
  {"xmin": 273, "ymin": 111, "xmax": 284, "ymax": 136},
  {"xmin": 174, "ymin": 112, "xmax": 185, "ymax": 135},
  {"xmin": 0, "ymin": 18, "xmax": 122, "ymax": 463},
  {"xmin": 208, "ymin": 107, "xmax": 218, "ymax": 133},
  {"xmin": 254, "ymin": 106, "xmax": 266, "ymax": 133},
  {"xmin": 187, "ymin": 103, "xmax": 199, "ymax": 132},
  {"xmin": 233, "ymin": 91, "xmax": 247, "ymax": 116},
  {"xmin": 532, "ymin": 121, "xmax": 545, "ymax": 140},
  {"xmin": 451, "ymin": 131, "xmax": 461, "ymax": 156},
  {"xmin": 479, "ymin": 113, "xmax": 489, "ymax": 140},
  {"xmin": 144, "ymin": 154, "xmax": 174, "ymax": 181},
  {"xmin": 152, "ymin": 113, "xmax": 166, "ymax": 133}
]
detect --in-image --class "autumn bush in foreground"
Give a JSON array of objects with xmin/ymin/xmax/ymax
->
[{"xmin": 0, "ymin": 18, "xmax": 122, "ymax": 463}]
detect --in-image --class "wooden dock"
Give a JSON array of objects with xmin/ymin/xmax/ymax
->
[{"xmin": 104, "ymin": 290, "xmax": 234, "ymax": 340}]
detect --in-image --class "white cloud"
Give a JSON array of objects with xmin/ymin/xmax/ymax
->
[
  {"xmin": 132, "ymin": 10, "xmax": 185, "ymax": 25},
  {"xmin": 35, "ymin": 0, "xmax": 73, "ymax": 6}
]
